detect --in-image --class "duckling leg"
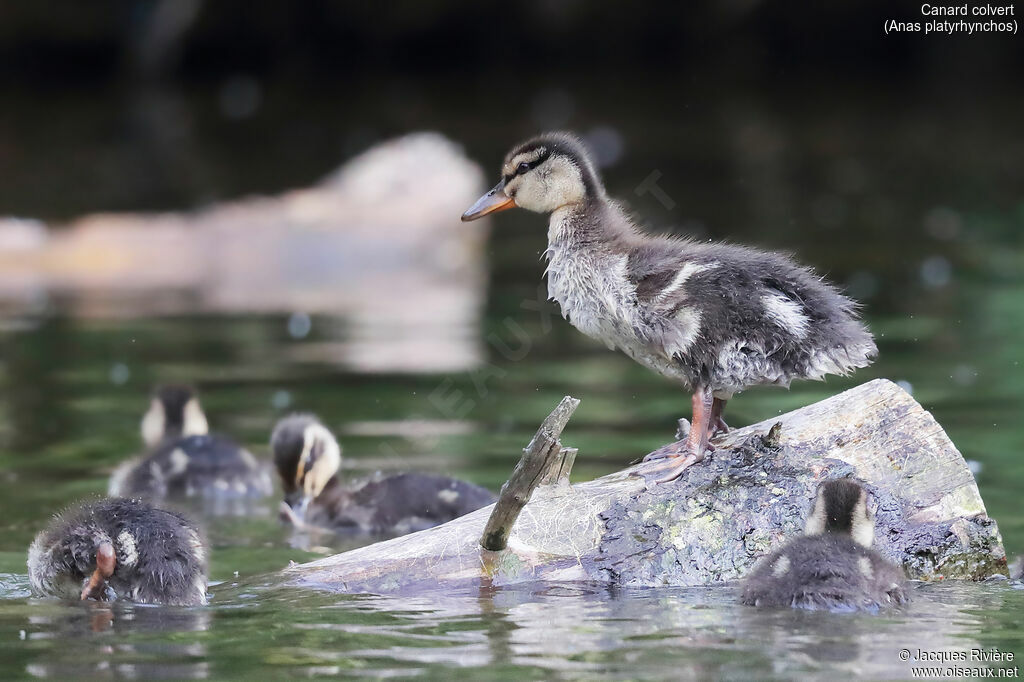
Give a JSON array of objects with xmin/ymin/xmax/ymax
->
[
  {"xmin": 640, "ymin": 387, "xmax": 713, "ymax": 483},
  {"xmin": 80, "ymin": 542, "xmax": 116, "ymax": 601},
  {"xmin": 711, "ymin": 398, "xmax": 729, "ymax": 437}
]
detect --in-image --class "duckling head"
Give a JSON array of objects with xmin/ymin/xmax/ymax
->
[
  {"xmin": 462, "ymin": 132, "xmax": 604, "ymax": 220},
  {"xmin": 804, "ymin": 478, "xmax": 875, "ymax": 547},
  {"xmin": 140, "ymin": 385, "xmax": 209, "ymax": 448},
  {"xmin": 271, "ymin": 414, "xmax": 342, "ymax": 511},
  {"xmin": 27, "ymin": 521, "xmax": 117, "ymax": 601}
]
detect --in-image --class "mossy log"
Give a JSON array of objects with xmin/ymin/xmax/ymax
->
[{"xmin": 285, "ymin": 379, "xmax": 1007, "ymax": 594}]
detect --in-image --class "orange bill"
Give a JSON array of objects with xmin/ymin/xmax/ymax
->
[{"xmin": 461, "ymin": 181, "xmax": 516, "ymax": 222}]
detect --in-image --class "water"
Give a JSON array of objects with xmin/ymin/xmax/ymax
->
[
  {"xmin": 1, "ymin": 83, "xmax": 1024, "ymax": 677},
  {"xmin": 0, "ymin": 576, "xmax": 1021, "ymax": 680}
]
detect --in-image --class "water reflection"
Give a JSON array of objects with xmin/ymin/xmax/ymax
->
[
  {"xmin": 14, "ymin": 599, "xmax": 210, "ymax": 680},
  {"xmin": 247, "ymin": 580, "xmax": 1020, "ymax": 680}
]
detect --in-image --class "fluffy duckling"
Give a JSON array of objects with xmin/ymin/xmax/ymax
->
[
  {"xmin": 27, "ymin": 497, "xmax": 208, "ymax": 606},
  {"xmin": 271, "ymin": 414, "xmax": 496, "ymax": 536},
  {"xmin": 462, "ymin": 133, "xmax": 877, "ymax": 483},
  {"xmin": 109, "ymin": 386, "xmax": 272, "ymax": 500},
  {"xmin": 741, "ymin": 479, "xmax": 908, "ymax": 611}
]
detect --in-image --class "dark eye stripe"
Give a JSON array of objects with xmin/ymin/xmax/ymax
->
[{"xmin": 507, "ymin": 149, "xmax": 551, "ymax": 182}]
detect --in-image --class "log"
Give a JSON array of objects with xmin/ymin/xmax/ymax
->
[{"xmin": 284, "ymin": 379, "xmax": 1008, "ymax": 593}]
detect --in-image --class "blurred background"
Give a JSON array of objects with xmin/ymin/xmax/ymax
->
[
  {"xmin": 0, "ymin": 1, "xmax": 1022, "ymax": 669},
  {"xmin": 1, "ymin": 0, "xmax": 1022, "ymax": 531},
  {"xmin": 2, "ymin": 0, "xmax": 1022, "ymax": 534}
]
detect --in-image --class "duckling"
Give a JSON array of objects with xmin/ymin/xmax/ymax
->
[
  {"xmin": 27, "ymin": 497, "xmax": 208, "ymax": 606},
  {"xmin": 462, "ymin": 133, "xmax": 877, "ymax": 483},
  {"xmin": 109, "ymin": 386, "xmax": 272, "ymax": 500},
  {"xmin": 271, "ymin": 414, "xmax": 497, "ymax": 536},
  {"xmin": 741, "ymin": 479, "xmax": 908, "ymax": 611}
]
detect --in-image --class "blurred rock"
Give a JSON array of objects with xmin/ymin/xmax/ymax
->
[{"xmin": 0, "ymin": 132, "xmax": 489, "ymax": 373}]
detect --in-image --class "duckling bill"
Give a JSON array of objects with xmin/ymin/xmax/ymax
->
[
  {"xmin": 271, "ymin": 414, "xmax": 496, "ymax": 536},
  {"xmin": 27, "ymin": 498, "xmax": 208, "ymax": 606},
  {"xmin": 109, "ymin": 386, "xmax": 272, "ymax": 501},
  {"xmin": 463, "ymin": 133, "xmax": 876, "ymax": 483},
  {"xmin": 741, "ymin": 479, "xmax": 908, "ymax": 611}
]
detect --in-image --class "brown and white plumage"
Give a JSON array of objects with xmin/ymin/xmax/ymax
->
[
  {"xmin": 462, "ymin": 132, "xmax": 876, "ymax": 482},
  {"xmin": 741, "ymin": 479, "xmax": 908, "ymax": 611}
]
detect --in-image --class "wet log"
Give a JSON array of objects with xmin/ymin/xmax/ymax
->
[{"xmin": 284, "ymin": 379, "xmax": 1008, "ymax": 594}]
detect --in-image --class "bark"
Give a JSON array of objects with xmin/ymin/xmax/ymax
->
[
  {"xmin": 480, "ymin": 396, "xmax": 579, "ymax": 551},
  {"xmin": 285, "ymin": 379, "xmax": 1008, "ymax": 593}
]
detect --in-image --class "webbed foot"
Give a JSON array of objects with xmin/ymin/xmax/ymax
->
[{"xmin": 637, "ymin": 441, "xmax": 707, "ymax": 484}]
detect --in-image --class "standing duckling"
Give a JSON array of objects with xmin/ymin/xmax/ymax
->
[
  {"xmin": 462, "ymin": 133, "xmax": 877, "ymax": 482},
  {"xmin": 27, "ymin": 498, "xmax": 208, "ymax": 606},
  {"xmin": 741, "ymin": 479, "xmax": 908, "ymax": 611},
  {"xmin": 271, "ymin": 414, "xmax": 496, "ymax": 536},
  {"xmin": 109, "ymin": 386, "xmax": 272, "ymax": 501}
]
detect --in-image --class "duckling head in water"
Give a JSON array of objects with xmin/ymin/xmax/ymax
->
[
  {"xmin": 140, "ymin": 385, "xmax": 209, "ymax": 448},
  {"xmin": 803, "ymin": 477, "xmax": 875, "ymax": 547},
  {"xmin": 27, "ymin": 498, "xmax": 208, "ymax": 606},
  {"xmin": 270, "ymin": 414, "xmax": 497, "ymax": 536},
  {"xmin": 271, "ymin": 414, "xmax": 342, "ymax": 517}
]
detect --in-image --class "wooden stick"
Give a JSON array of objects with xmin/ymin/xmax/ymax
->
[
  {"xmin": 540, "ymin": 447, "xmax": 578, "ymax": 486},
  {"xmin": 480, "ymin": 396, "xmax": 580, "ymax": 551}
]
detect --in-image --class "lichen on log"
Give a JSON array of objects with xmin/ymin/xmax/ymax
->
[{"xmin": 284, "ymin": 379, "xmax": 1008, "ymax": 594}]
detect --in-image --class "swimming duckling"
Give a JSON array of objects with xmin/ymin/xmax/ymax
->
[
  {"xmin": 271, "ymin": 414, "xmax": 496, "ymax": 536},
  {"xmin": 27, "ymin": 497, "xmax": 208, "ymax": 606},
  {"xmin": 109, "ymin": 386, "xmax": 272, "ymax": 501},
  {"xmin": 741, "ymin": 479, "xmax": 908, "ymax": 611},
  {"xmin": 462, "ymin": 133, "xmax": 877, "ymax": 483}
]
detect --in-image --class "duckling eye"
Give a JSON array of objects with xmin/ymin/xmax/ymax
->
[{"xmin": 517, "ymin": 162, "xmax": 530, "ymax": 174}]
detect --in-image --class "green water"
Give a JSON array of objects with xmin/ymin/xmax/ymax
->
[{"xmin": 2, "ymin": 85, "xmax": 1024, "ymax": 677}]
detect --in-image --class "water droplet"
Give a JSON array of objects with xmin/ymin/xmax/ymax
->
[
  {"xmin": 271, "ymin": 390, "xmax": 292, "ymax": 410},
  {"xmin": 109, "ymin": 363, "xmax": 131, "ymax": 385},
  {"xmin": 920, "ymin": 256, "xmax": 952, "ymax": 289},
  {"xmin": 287, "ymin": 312, "xmax": 311, "ymax": 339}
]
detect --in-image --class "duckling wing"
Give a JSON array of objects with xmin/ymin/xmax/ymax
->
[{"xmin": 625, "ymin": 239, "xmax": 876, "ymax": 386}]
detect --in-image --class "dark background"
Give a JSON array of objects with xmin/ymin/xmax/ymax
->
[{"xmin": 1, "ymin": 1, "xmax": 1020, "ymax": 220}]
